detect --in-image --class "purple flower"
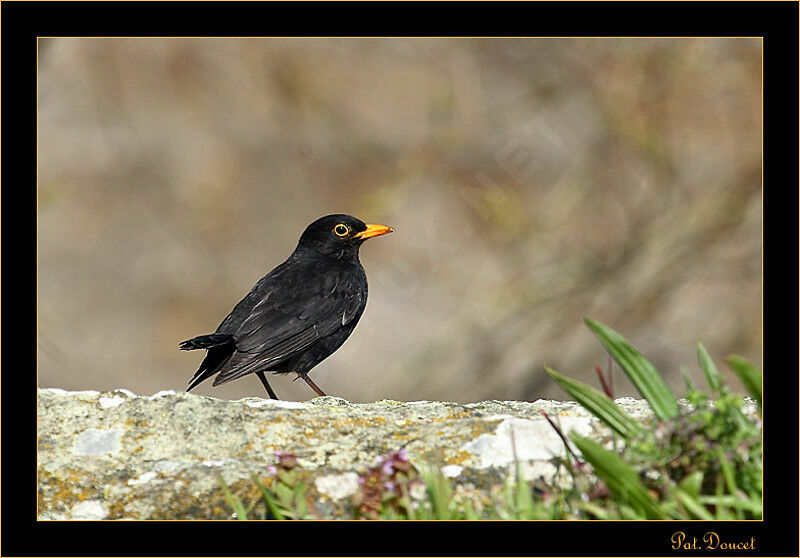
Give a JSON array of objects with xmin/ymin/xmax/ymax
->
[{"xmin": 273, "ymin": 450, "xmax": 298, "ymax": 469}]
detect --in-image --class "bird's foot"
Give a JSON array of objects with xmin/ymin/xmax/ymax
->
[{"xmin": 297, "ymin": 372, "xmax": 327, "ymax": 397}]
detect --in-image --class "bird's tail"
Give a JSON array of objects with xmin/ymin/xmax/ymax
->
[
  {"xmin": 180, "ymin": 333, "xmax": 236, "ymax": 392},
  {"xmin": 179, "ymin": 333, "xmax": 233, "ymax": 351}
]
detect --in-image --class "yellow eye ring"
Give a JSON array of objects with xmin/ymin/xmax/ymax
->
[{"xmin": 333, "ymin": 224, "xmax": 349, "ymax": 237}]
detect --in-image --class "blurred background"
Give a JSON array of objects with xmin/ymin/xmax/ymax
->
[{"xmin": 37, "ymin": 38, "xmax": 762, "ymax": 402}]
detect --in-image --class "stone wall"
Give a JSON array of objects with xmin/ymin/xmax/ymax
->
[{"xmin": 37, "ymin": 388, "xmax": 657, "ymax": 519}]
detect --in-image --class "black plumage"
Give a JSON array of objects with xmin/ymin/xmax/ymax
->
[{"xmin": 180, "ymin": 214, "xmax": 393, "ymax": 399}]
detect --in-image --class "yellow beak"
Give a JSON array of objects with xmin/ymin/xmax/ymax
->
[{"xmin": 354, "ymin": 224, "xmax": 394, "ymax": 240}]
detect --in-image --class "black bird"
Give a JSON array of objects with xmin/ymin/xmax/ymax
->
[{"xmin": 180, "ymin": 214, "xmax": 393, "ymax": 399}]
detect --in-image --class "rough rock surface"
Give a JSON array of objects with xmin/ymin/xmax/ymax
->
[{"xmin": 38, "ymin": 388, "xmax": 660, "ymax": 520}]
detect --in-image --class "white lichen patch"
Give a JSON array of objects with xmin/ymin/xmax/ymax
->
[
  {"xmin": 409, "ymin": 481, "xmax": 427, "ymax": 500},
  {"xmin": 99, "ymin": 395, "xmax": 127, "ymax": 408},
  {"xmin": 72, "ymin": 428, "xmax": 122, "ymax": 456},
  {"xmin": 202, "ymin": 459, "xmax": 235, "ymax": 467},
  {"xmin": 441, "ymin": 464, "xmax": 463, "ymax": 478},
  {"xmin": 314, "ymin": 472, "xmax": 360, "ymax": 500},
  {"xmin": 482, "ymin": 414, "xmax": 516, "ymax": 422},
  {"xmin": 38, "ymin": 511, "xmax": 68, "ymax": 520},
  {"xmin": 153, "ymin": 460, "xmax": 185, "ymax": 474},
  {"xmin": 71, "ymin": 499, "xmax": 108, "ymax": 520},
  {"xmin": 463, "ymin": 416, "xmax": 594, "ymax": 468},
  {"xmin": 518, "ymin": 460, "xmax": 558, "ymax": 483},
  {"xmin": 307, "ymin": 396, "xmax": 350, "ymax": 406},
  {"xmin": 127, "ymin": 471, "xmax": 158, "ymax": 486},
  {"xmin": 240, "ymin": 398, "xmax": 306, "ymax": 409},
  {"xmin": 43, "ymin": 388, "xmax": 100, "ymax": 398},
  {"xmin": 149, "ymin": 390, "xmax": 176, "ymax": 399}
]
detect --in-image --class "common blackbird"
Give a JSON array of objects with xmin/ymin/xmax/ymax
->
[{"xmin": 180, "ymin": 214, "xmax": 393, "ymax": 399}]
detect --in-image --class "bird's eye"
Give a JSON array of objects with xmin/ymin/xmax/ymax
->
[{"xmin": 333, "ymin": 224, "xmax": 349, "ymax": 237}]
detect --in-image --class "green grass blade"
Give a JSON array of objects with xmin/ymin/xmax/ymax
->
[
  {"xmin": 513, "ymin": 467, "xmax": 535, "ymax": 518},
  {"xmin": 716, "ymin": 448, "xmax": 738, "ymax": 495},
  {"xmin": 570, "ymin": 433, "xmax": 665, "ymax": 519},
  {"xmin": 680, "ymin": 366, "xmax": 696, "ymax": 391},
  {"xmin": 696, "ymin": 342, "xmax": 721, "ymax": 393},
  {"xmin": 251, "ymin": 476, "xmax": 287, "ymax": 520},
  {"xmin": 584, "ymin": 317, "xmax": 679, "ymax": 420},
  {"xmin": 402, "ymin": 493, "xmax": 418, "ymax": 520},
  {"xmin": 726, "ymin": 355, "xmax": 762, "ymax": 408},
  {"xmin": 422, "ymin": 467, "xmax": 454, "ymax": 520},
  {"xmin": 715, "ymin": 448, "xmax": 743, "ymax": 519},
  {"xmin": 462, "ymin": 499, "xmax": 479, "ymax": 520},
  {"xmin": 582, "ymin": 501, "xmax": 612, "ymax": 520},
  {"xmin": 218, "ymin": 474, "xmax": 248, "ymax": 520},
  {"xmin": 698, "ymin": 495, "xmax": 763, "ymax": 515},
  {"xmin": 713, "ymin": 477, "xmax": 732, "ymax": 520},
  {"xmin": 619, "ymin": 504, "xmax": 644, "ymax": 520},
  {"xmin": 677, "ymin": 471, "xmax": 703, "ymax": 499},
  {"xmin": 675, "ymin": 490, "xmax": 714, "ymax": 520},
  {"xmin": 545, "ymin": 366, "xmax": 641, "ymax": 439}
]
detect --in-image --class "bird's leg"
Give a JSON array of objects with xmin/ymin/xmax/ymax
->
[
  {"xmin": 256, "ymin": 371, "xmax": 280, "ymax": 400},
  {"xmin": 298, "ymin": 372, "xmax": 327, "ymax": 397}
]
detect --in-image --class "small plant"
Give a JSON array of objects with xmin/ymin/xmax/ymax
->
[
  {"xmin": 352, "ymin": 448, "xmax": 424, "ymax": 519},
  {"xmin": 220, "ymin": 450, "xmax": 314, "ymax": 520},
  {"xmin": 544, "ymin": 318, "xmax": 762, "ymax": 519},
  {"xmin": 352, "ymin": 449, "xmax": 562, "ymax": 520}
]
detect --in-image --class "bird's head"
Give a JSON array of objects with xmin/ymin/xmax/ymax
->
[{"xmin": 297, "ymin": 214, "xmax": 394, "ymax": 260}]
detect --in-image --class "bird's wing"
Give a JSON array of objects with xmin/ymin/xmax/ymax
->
[{"xmin": 211, "ymin": 268, "xmax": 364, "ymax": 385}]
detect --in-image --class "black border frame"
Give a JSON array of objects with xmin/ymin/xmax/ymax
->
[{"xmin": 7, "ymin": 1, "xmax": 797, "ymax": 556}]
